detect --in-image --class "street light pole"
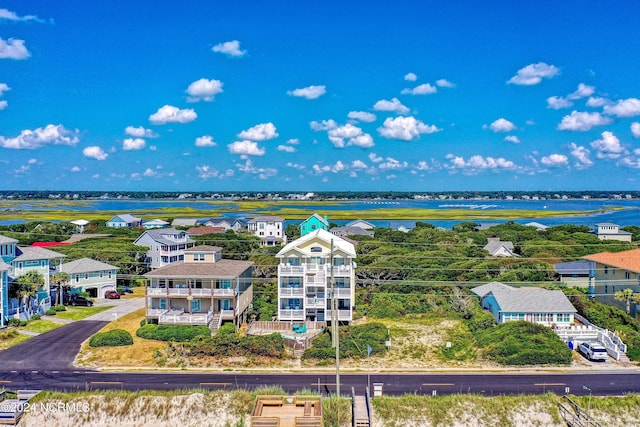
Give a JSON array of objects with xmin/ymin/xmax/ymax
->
[{"xmin": 330, "ymin": 239, "xmax": 340, "ymax": 399}]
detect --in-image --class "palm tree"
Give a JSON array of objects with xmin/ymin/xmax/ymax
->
[
  {"xmin": 614, "ymin": 288, "xmax": 640, "ymax": 315},
  {"xmin": 10, "ymin": 270, "xmax": 45, "ymax": 317},
  {"xmin": 50, "ymin": 271, "xmax": 70, "ymax": 306}
]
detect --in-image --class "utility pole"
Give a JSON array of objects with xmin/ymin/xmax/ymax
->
[{"xmin": 330, "ymin": 239, "xmax": 340, "ymax": 399}]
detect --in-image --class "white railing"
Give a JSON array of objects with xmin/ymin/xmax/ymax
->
[
  {"xmin": 332, "ymin": 265, "xmax": 352, "ymax": 276},
  {"xmin": 146, "ymin": 308, "xmax": 167, "ymax": 317},
  {"xmin": 190, "ymin": 288, "xmax": 213, "ymax": 297},
  {"xmin": 279, "ymin": 287, "xmax": 304, "ymax": 297},
  {"xmin": 325, "ymin": 309, "xmax": 352, "ymax": 321},
  {"xmin": 166, "ymin": 288, "xmax": 190, "ymax": 296},
  {"xmin": 278, "ymin": 309, "xmax": 305, "ymax": 320},
  {"xmin": 159, "ymin": 311, "xmax": 212, "ymax": 325},
  {"xmin": 305, "ymin": 298, "xmax": 325, "ymax": 308},
  {"xmin": 147, "ymin": 287, "xmax": 166, "ymax": 296},
  {"xmin": 279, "ymin": 265, "xmax": 304, "ymax": 275},
  {"xmin": 333, "ymin": 288, "xmax": 352, "ymax": 298},
  {"xmin": 220, "ymin": 309, "xmax": 235, "ymax": 320},
  {"xmin": 562, "ymin": 314, "xmax": 628, "ymax": 360},
  {"xmin": 213, "ymin": 288, "xmax": 235, "ymax": 297}
]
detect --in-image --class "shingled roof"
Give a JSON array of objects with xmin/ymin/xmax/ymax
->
[{"xmin": 583, "ymin": 248, "xmax": 640, "ymax": 273}]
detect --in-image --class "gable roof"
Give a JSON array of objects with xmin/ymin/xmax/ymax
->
[
  {"xmin": 583, "ymin": 248, "xmax": 640, "ymax": 273},
  {"xmin": 144, "ymin": 258, "xmax": 253, "ymax": 278},
  {"xmin": 330, "ymin": 226, "xmax": 374, "ymax": 237},
  {"xmin": 61, "ymin": 258, "xmax": 118, "ymax": 274},
  {"xmin": 14, "ymin": 246, "xmax": 66, "ymax": 262},
  {"xmin": 524, "ymin": 222, "xmax": 548, "ymax": 230},
  {"xmin": 0, "ymin": 235, "xmax": 18, "ymax": 245},
  {"xmin": 483, "ymin": 238, "xmax": 517, "ymax": 256},
  {"xmin": 248, "ymin": 216, "xmax": 284, "ymax": 223},
  {"xmin": 109, "ymin": 214, "xmax": 141, "ymax": 223},
  {"xmin": 277, "ymin": 228, "xmax": 355, "ymax": 258},
  {"xmin": 345, "ymin": 219, "xmax": 375, "ymax": 229},
  {"xmin": 472, "ymin": 282, "xmax": 576, "ymax": 313},
  {"xmin": 187, "ymin": 226, "xmax": 226, "ymax": 235},
  {"xmin": 134, "ymin": 228, "xmax": 194, "ymax": 245},
  {"xmin": 301, "ymin": 213, "xmax": 329, "ymax": 226},
  {"xmin": 185, "ymin": 245, "xmax": 222, "ymax": 253}
]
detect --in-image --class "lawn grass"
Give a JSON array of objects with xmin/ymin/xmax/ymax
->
[
  {"xmin": 0, "ymin": 330, "xmax": 30, "ymax": 350},
  {"xmin": 121, "ymin": 286, "xmax": 145, "ymax": 299},
  {"xmin": 22, "ymin": 319, "xmax": 63, "ymax": 334},
  {"xmin": 54, "ymin": 305, "xmax": 114, "ymax": 321},
  {"xmin": 76, "ymin": 307, "xmax": 165, "ymax": 368}
]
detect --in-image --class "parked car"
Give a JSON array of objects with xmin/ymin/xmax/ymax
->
[
  {"xmin": 68, "ymin": 295, "xmax": 94, "ymax": 307},
  {"xmin": 578, "ymin": 342, "xmax": 608, "ymax": 361},
  {"xmin": 104, "ymin": 290, "xmax": 121, "ymax": 299}
]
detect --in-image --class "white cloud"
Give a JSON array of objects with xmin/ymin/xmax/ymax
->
[
  {"xmin": 0, "ymin": 83, "xmax": 9, "ymax": 96},
  {"xmin": 567, "ymin": 83, "xmax": 595, "ymax": 100},
  {"xmin": 186, "ymin": 78, "xmax": 223, "ymax": 102},
  {"xmin": 401, "ymin": 83, "xmax": 437, "ymax": 95},
  {"xmin": 0, "ymin": 8, "xmax": 43, "ymax": 22},
  {"xmin": 228, "ymin": 140, "xmax": 265, "ymax": 156},
  {"xmin": 352, "ymin": 160, "xmax": 368, "ymax": 169},
  {"xmin": 586, "ymin": 97, "xmax": 611, "ymax": 108},
  {"xmin": 603, "ymin": 98, "xmax": 640, "ymax": 118},
  {"xmin": 557, "ymin": 111, "xmax": 613, "ymax": 131},
  {"xmin": 347, "ymin": 111, "xmax": 376, "ymax": 122},
  {"xmin": 123, "ymin": 137, "xmax": 145, "ymax": 151},
  {"xmin": 569, "ymin": 142, "xmax": 593, "ymax": 169},
  {"xmin": 378, "ymin": 157, "xmax": 408, "ymax": 170},
  {"xmin": 540, "ymin": 153, "xmax": 568, "ymax": 167},
  {"xmin": 83, "ymin": 146, "xmax": 108, "ymax": 160},
  {"xmin": 125, "ymin": 125, "xmax": 157, "ymax": 138},
  {"xmin": 0, "ymin": 100, "xmax": 6, "ymax": 110},
  {"xmin": 277, "ymin": 144, "xmax": 296, "ymax": 153},
  {"xmin": 237, "ymin": 122, "xmax": 278, "ymax": 141},
  {"xmin": 196, "ymin": 165, "xmax": 222, "ymax": 179},
  {"xmin": 504, "ymin": 135, "xmax": 520, "ymax": 144},
  {"xmin": 70, "ymin": 166, "xmax": 81, "ymax": 173},
  {"xmin": 310, "ymin": 119, "xmax": 337, "ymax": 131},
  {"xmin": 435, "ymin": 79, "xmax": 455, "ymax": 88},
  {"xmin": 373, "ymin": 97, "xmax": 410, "ymax": 114},
  {"xmin": 369, "ymin": 152, "xmax": 383, "ymax": 163},
  {"xmin": 285, "ymin": 138, "xmax": 300, "ymax": 145},
  {"xmin": 195, "ymin": 135, "xmax": 216, "ymax": 147},
  {"xmin": 446, "ymin": 154, "xmax": 516, "ymax": 174},
  {"xmin": 0, "ymin": 37, "xmax": 30, "ymax": 59},
  {"xmin": 286, "ymin": 162, "xmax": 305, "ymax": 170},
  {"xmin": 287, "ymin": 85, "xmax": 326, "ymax": 99},
  {"xmin": 327, "ymin": 123, "xmax": 374, "ymax": 148},
  {"xmin": 142, "ymin": 168, "xmax": 158, "ymax": 178},
  {"xmin": 547, "ymin": 96, "xmax": 573, "ymax": 110},
  {"xmin": 237, "ymin": 159, "xmax": 277, "ymax": 179},
  {"xmin": 631, "ymin": 122, "xmax": 640, "ymax": 138},
  {"xmin": 590, "ymin": 131, "xmax": 626, "ymax": 159},
  {"xmin": 149, "ymin": 105, "xmax": 197, "ymax": 124},
  {"xmin": 404, "ymin": 72, "xmax": 417, "ymax": 81},
  {"xmin": 378, "ymin": 116, "xmax": 441, "ymax": 141},
  {"xmin": 508, "ymin": 62, "xmax": 559, "ymax": 85},
  {"xmin": 0, "ymin": 124, "xmax": 79, "ymax": 149},
  {"xmin": 487, "ymin": 118, "xmax": 516, "ymax": 133},
  {"xmin": 619, "ymin": 152, "xmax": 640, "ymax": 169},
  {"xmin": 212, "ymin": 40, "xmax": 246, "ymax": 57}
]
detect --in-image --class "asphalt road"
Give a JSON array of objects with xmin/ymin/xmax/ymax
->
[
  {"xmin": 0, "ymin": 321, "xmax": 108, "ymax": 370},
  {"xmin": 0, "ymin": 370, "xmax": 638, "ymax": 397}
]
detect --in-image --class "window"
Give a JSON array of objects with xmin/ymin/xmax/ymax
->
[
  {"xmin": 193, "ymin": 253, "xmax": 205, "ymax": 261},
  {"xmin": 625, "ymin": 271, "xmax": 631, "ymax": 280},
  {"xmin": 288, "ymin": 257, "xmax": 301, "ymax": 266},
  {"xmin": 108, "ymin": 271, "xmax": 112, "ymax": 279},
  {"xmin": 604, "ymin": 266, "xmax": 608, "ymax": 274},
  {"xmin": 310, "ymin": 246, "xmax": 322, "ymax": 253}
]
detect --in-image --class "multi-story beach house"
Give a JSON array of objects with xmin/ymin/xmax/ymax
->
[
  {"xmin": 0, "ymin": 234, "xmax": 66, "ymax": 321},
  {"xmin": 134, "ymin": 228, "xmax": 195, "ymax": 269},
  {"xmin": 276, "ymin": 228, "xmax": 356, "ymax": 323},
  {"xmin": 593, "ymin": 223, "xmax": 633, "ymax": 242},
  {"xmin": 144, "ymin": 245, "xmax": 254, "ymax": 332},
  {"xmin": 60, "ymin": 258, "xmax": 119, "ymax": 298},
  {"xmin": 583, "ymin": 248, "xmax": 640, "ymax": 318},
  {"xmin": 299, "ymin": 214, "xmax": 329, "ymax": 236},
  {"xmin": 247, "ymin": 216, "xmax": 286, "ymax": 246}
]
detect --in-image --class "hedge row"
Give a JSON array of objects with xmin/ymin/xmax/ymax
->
[
  {"xmin": 136, "ymin": 324, "xmax": 211, "ymax": 342},
  {"xmin": 89, "ymin": 329, "xmax": 134, "ymax": 347}
]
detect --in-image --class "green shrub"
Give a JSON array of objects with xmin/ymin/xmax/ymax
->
[
  {"xmin": 136, "ymin": 324, "xmax": 211, "ymax": 342},
  {"xmin": 303, "ymin": 323, "xmax": 388, "ymax": 360},
  {"xmin": 475, "ymin": 321, "xmax": 572, "ymax": 365},
  {"xmin": 7, "ymin": 318, "xmax": 27, "ymax": 327},
  {"xmin": 45, "ymin": 308, "xmax": 57, "ymax": 315},
  {"xmin": 30, "ymin": 314, "xmax": 41, "ymax": 320},
  {"xmin": 467, "ymin": 309, "xmax": 496, "ymax": 332},
  {"xmin": 89, "ymin": 329, "xmax": 134, "ymax": 347},
  {"xmin": 53, "ymin": 305, "xmax": 67, "ymax": 312}
]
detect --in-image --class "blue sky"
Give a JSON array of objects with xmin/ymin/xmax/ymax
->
[{"xmin": 1, "ymin": 1, "xmax": 640, "ymax": 192}]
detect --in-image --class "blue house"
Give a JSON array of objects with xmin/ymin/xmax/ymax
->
[
  {"xmin": 300, "ymin": 214, "xmax": 329, "ymax": 236},
  {"xmin": 106, "ymin": 214, "xmax": 142, "ymax": 228}
]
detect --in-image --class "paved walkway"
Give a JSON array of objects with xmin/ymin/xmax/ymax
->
[{"xmin": 86, "ymin": 297, "xmax": 145, "ymax": 321}]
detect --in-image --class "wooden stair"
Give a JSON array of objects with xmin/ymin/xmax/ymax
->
[{"xmin": 209, "ymin": 313, "xmax": 222, "ymax": 334}]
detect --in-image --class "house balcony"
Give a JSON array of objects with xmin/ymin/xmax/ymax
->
[
  {"xmin": 158, "ymin": 309, "xmax": 213, "ymax": 326},
  {"xmin": 325, "ymin": 309, "xmax": 352, "ymax": 321},
  {"xmin": 332, "ymin": 288, "xmax": 352, "ymax": 298},
  {"xmin": 279, "ymin": 287, "xmax": 304, "ymax": 297},
  {"xmin": 279, "ymin": 265, "xmax": 304, "ymax": 275},
  {"xmin": 278, "ymin": 309, "xmax": 305, "ymax": 321},
  {"xmin": 305, "ymin": 297, "xmax": 325, "ymax": 308},
  {"xmin": 146, "ymin": 308, "xmax": 166, "ymax": 318},
  {"xmin": 147, "ymin": 287, "xmax": 235, "ymax": 298},
  {"xmin": 220, "ymin": 309, "xmax": 236, "ymax": 320}
]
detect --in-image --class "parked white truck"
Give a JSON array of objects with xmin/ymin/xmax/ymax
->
[{"xmin": 578, "ymin": 342, "xmax": 608, "ymax": 361}]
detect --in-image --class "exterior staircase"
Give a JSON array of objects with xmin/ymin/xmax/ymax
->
[{"xmin": 209, "ymin": 313, "xmax": 222, "ymax": 334}]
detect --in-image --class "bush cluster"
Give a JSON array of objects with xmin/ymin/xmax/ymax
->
[
  {"xmin": 136, "ymin": 324, "xmax": 211, "ymax": 342},
  {"xmin": 7, "ymin": 318, "xmax": 27, "ymax": 327},
  {"xmin": 45, "ymin": 308, "xmax": 57, "ymax": 316},
  {"xmin": 89, "ymin": 329, "xmax": 134, "ymax": 347},
  {"xmin": 302, "ymin": 323, "xmax": 387, "ymax": 360},
  {"xmin": 176, "ymin": 323, "xmax": 286, "ymax": 358},
  {"xmin": 475, "ymin": 321, "xmax": 572, "ymax": 365}
]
